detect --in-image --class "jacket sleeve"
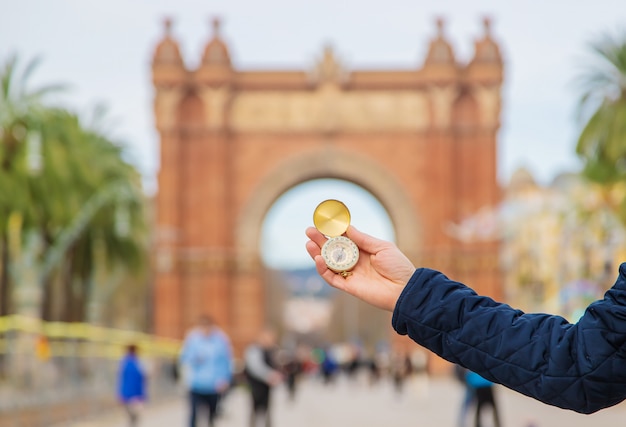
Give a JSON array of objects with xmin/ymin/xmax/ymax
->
[
  {"xmin": 244, "ymin": 345, "xmax": 274, "ymax": 383},
  {"xmin": 219, "ymin": 334, "xmax": 233, "ymax": 383},
  {"xmin": 179, "ymin": 336, "xmax": 192, "ymax": 365},
  {"xmin": 392, "ymin": 263, "xmax": 626, "ymax": 414}
]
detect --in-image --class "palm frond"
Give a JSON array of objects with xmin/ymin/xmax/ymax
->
[{"xmin": 19, "ymin": 56, "xmax": 43, "ymax": 94}]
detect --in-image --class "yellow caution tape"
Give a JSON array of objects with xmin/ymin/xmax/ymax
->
[{"xmin": 0, "ymin": 315, "xmax": 181, "ymax": 358}]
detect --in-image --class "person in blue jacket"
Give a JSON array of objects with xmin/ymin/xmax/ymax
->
[
  {"xmin": 180, "ymin": 315, "xmax": 233, "ymax": 427},
  {"xmin": 465, "ymin": 370, "xmax": 501, "ymax": 427},
  {"xmin": 117, "ymin": 344, "xmax": 146, "ymax": 427},
  {"xmin": 305, "ymin": 225, "xmax": 626, "ymax": 414}
]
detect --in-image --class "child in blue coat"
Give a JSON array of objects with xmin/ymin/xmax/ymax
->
[{"xmin": 117, "ymin": 344, "xmax": 146, "ymax": 427}]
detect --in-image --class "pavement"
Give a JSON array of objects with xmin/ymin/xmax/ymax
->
[{"xmin": 53, "ymin": 373, "xmax": 626, "ymax": 427}]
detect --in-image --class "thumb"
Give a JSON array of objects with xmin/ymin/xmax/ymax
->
[{"xmin": 346, "ymin": 226, "xmax": 390, "ymax": 254}]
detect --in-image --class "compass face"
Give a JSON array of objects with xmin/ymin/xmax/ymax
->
[{"xmin": 321, "ymin": 236, "xmax": 359, "ymax": 273}]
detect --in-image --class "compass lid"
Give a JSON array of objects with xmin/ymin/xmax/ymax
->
[{"xmin": 313, "ymin": 199, "xmax": 351, "ymax": 237}]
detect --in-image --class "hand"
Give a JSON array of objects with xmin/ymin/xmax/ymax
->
[
  {"xmin": 268, "ymin": 371, "xmax": 283, "ymax": 386},
  {"xmin": 305, "ymin": 226, "xmax": 415, "ymax": 311},
  {"xmin": 216, "ymin": 380, "xmax": 229, "ymax": 393}
]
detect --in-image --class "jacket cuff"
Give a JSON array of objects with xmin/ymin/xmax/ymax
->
[{"xmin": 392, "ymin": 268, "xmax": 426, "ymax": 335}]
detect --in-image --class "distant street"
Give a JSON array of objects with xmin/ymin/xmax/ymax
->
[{"xmin": 55, "ymin": 374, "xmax": 626, "ymax": 427}]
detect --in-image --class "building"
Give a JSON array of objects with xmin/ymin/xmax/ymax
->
[{"xmin": 151, "ymin": 17, "xmax": 504, "ymax": 356}]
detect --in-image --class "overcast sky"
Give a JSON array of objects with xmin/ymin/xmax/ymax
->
[{"xmin": 2, "ymin": 0, "xmax": 625, "ymax": 268}]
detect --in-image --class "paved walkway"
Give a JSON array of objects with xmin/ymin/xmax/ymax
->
[{"xmin": 56, "ymin": 374, "xmax": 626, "ymax": 427}]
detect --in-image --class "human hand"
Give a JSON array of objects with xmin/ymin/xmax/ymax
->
[
  {"xmin": 305, "ymin": 226, "xmax": 415, "ymax": 311},
  {"xmin": 216, "ymin": 380, "xmax": 229, "ymax": 393},
  {"xmin": 268, "ymin": 371, "xmax": 283, "ymax": 386}
]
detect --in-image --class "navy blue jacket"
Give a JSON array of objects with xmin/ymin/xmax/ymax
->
[{"xmin": 392, "ymin": 263, "xmax": 626, "ymax": 414}]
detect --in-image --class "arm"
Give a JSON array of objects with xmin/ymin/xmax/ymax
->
[
  {"xmin": 245, "ymin": 346, "xmax": 276, "ymax": 383},
  {"xmin": 392, "ymin": 265, "xmax": 626, "ymax": 414},
  {"xmin": 218, "ymin": 334, "xmax": 233, "ymax": 385},
  {"xmin": 179, "ymin": 337, "xmax": 191, "ymax": 366},
  {"xmin": 305, "ymin": 226, "xmax": 626, "ymax": 414},
  {"xmin": 116, "ymin": 359, "xmax": 125, "ymax": 399},
  {"xmin": 134, "ymin": 359, "xmax": 147, "ymax": 399}
]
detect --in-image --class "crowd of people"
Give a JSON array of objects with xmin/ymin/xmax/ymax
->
[{"xmin": 115, "ymin": 315, "xmax": 442, "ymax": 427}]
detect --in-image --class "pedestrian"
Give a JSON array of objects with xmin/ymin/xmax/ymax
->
[
  {"xmin": 169, "ymin": 356, "xmax": 180, "ymax": 384},
  {"xmin": 367, "ymin": 355, "xmax": 381, "ymax": 386},
  {"xmin": 454, "ymin": 365, "xmax": 474, "ymax": 427},
  {"xmin": 117, "ymin": 344, "xmax": 146, "ymax": 427},
  {"xmin": 244, "ymin": 328, "xmax": 283, "ymax": 427},
  {"xmin": 345, "ymin": 345, "xmax": 361, "ymax": 383},
  {"xmin": 281, "ymin": 350, "xmax": 302, "ymax": 401},
  {"xmin": 465, "ymin": 370, "xmax": 501, "ymax": 427},
  {"xmin": 409, "ymin": 349, "xmax": 429, "ymax": 398},
  {"xmin": 305, "ymin": 225, "xmax": 626, "ymax": 414},
  {"xmin": 179, "ymin": 315, "xmax": 233, "ymax": 427},
  {"xmin": 320, "ymin": 347, "xmax": 338, "ymax": 384},
  {"xmin": 390, "ymin": 352, "xmax": 411, "ymax": 395}
]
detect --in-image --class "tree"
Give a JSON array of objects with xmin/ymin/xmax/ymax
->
[
  {"xmin": 575, "ymin": 31, "xmax": 626, "ymax": 223},
  {"xmin": 30, "ymin": 109, "xmax": 148, "ymax": 322},
  {"xmin": 0, "ymin": 55, "xmax": 63, "ymax": 316},
  {"xmin": 0, "ymin": 55, "xmax": 148, "ymax": 324}
]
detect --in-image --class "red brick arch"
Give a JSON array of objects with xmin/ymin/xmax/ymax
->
[{"xmin": 151, "ymin": 17, "xmax": 504, "ymax": 355}]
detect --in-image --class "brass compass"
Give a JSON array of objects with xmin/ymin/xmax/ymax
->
[{"xmin": 313, "ymin": 199, "xmax": 359, "ymax": 277}]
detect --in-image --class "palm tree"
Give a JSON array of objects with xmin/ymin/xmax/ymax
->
[
  {"xmin": 0, "ymin": 55, "xmax": 148, "ymax": 325},
  {"xmin": 575, "ymin": 31, "xmax": 626, "ymax": 223},
  {"xmin": 0, "ymin": 55, "xmax": 63, "ymax": 316},
  {"xmin": 31, "ymin": 109, "xmax": 148, "ymax": 322}
]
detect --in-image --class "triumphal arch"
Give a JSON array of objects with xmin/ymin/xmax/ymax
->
[{"xmin": 151, "ymin": 17, "xmax": 504, "ymax": 353}]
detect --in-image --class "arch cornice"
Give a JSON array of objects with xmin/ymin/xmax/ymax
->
[{"xmin": 235, "ymin": 147, "xmax": 422, "ymax": 266}]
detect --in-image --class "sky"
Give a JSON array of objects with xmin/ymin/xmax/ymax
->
[
  {"xmin": 2, "ymin": 0, "xmax": 625, "ymax": 268},
  {"xmin": 262, "ymin": 179, "xmax": 395, "ymax": 268}
]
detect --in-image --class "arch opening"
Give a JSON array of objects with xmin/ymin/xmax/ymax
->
[
  {"xmin": 261, "ymin": 178, "xmax": 395, "ymax": 270},
  {"xmin": 259, "ymin": 178, "xmax": 395, "ymax": 350}
]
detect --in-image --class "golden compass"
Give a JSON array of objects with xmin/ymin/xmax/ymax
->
[{"xmin": 313, "ymin": 199, "xmax": 360, "ymax": 277}]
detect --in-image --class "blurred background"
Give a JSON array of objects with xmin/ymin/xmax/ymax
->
[{"xmin": 2, "ymin": 1, "xmax": 626, "ymax": 426}]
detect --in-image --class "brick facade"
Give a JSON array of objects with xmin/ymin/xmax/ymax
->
[{"xmin": 151, "ymin": 17, "xmax": 504, "ymax": 357}]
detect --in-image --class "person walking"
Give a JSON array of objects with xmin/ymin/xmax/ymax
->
[
  {"xmin": 320, "ymin": 347, "xmax": 338, "ymax": 385},
  {"xmin": 117, "ymin": 344, "xmax": 146, "ymax": 427},
  {"xmin": 390, "ymin": 351, "xmax": 412, "ymax": 396},
  {"xmin": 244, "ymin": 329, "xmax": 283, "ymax": 427},
  {"xmin": 179, "ymin": 315, "xmax": 233, "ymax": 427},
  {"xmin": 281, "ymin": 350, "xmax": 302, "ymax": 401},
  {"xmin": 454, "ymin": 365, "xmax": 475, "ymax": 427},
  {"xmin": 305, "ymin": 225, "xmax": 626, "ymax": 414},
  {"xmin": 466, "ymin": 370, "xmax": 501, "ymax": 427}
]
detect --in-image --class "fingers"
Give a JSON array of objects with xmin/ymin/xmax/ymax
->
[
  {"xmin": 305, "ymin": 226, "xmax": 327, "ymax": 248},
  {"xmin": 305, "ymin": 228, "xmax": 332, "ymax": 282},
  {"xmin": 305, "ymin": 228, "xmax": 350, "ymax": 291},
  {"xmin": 308, "ymin": 225, "xmax": 391, "ymax": 255},
  {"xmin": 305, "ymin": 239, "xmax": 321, "ymax": 259},
  {"xmin": 346, "ymin": 225, "xmax": 391, "ymax": 254},
  {"xmin": 313, "ymin": 254, "xmax": 349, "ymax": 292},
  {"xmin": 305, "ymin": 227, "xmax": 326, "ymax": 260}
]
